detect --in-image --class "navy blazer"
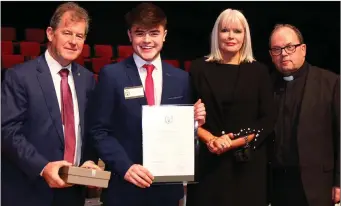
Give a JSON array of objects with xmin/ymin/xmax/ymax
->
[
  {"xmin": 1, "ymin": 55, "xmax": 97, "ymax": 206},
  {"xmin": 88, "ymin": 56, "xmax": 193, "ymax": 206}
]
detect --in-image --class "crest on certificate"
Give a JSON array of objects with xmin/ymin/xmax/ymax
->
[{"xmin": 165, "ymin": 115, "xmax": 173, "ymax": 124}]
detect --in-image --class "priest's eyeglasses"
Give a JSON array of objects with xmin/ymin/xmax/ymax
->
[{"xmin": 269, "ymin": 44, "xmax": 302, "ymax": 56}]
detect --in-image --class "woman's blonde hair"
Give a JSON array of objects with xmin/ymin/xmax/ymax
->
[{"xmin": 206, "ymin": 8, "xmax": 255, "ymax": 63}]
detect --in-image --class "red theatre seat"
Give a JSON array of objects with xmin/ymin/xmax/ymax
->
[
  {"xmin": 25, "ymin": 28, "xmax": 45, "ymax": 43},
  {"xmin": 184, "ymin": 60, "xmax": 192, "ymax": 72},
  {"xmin": 94, "ymin": 44, "xmax": 113, "ymax": 58},
  {"xmin": 1, "ymin": 27, "xmax": 16, "ymax": 41},
  {"xmin": 92, "ymin": 57, "xmax": 111, "ymax": 74},
  {"xmin": 116, "ymin": 57, "xmax": 125, "ymax": 62},
  {"xmin": 1, "ymin": 41, "xmax": 13, "ymax": 55},
  {"xmin": 164, "ymin": 59, "xmax": 180, "ymax": 68},
  {"xmin": 82, "ymin": 44, "xmax": 91, "ymax": 58},
  {"xmin": 2, "ymin": 54, "xmax": 24, "ymax": 69},
  {"xmin": 117, "ymin": 45, "xmax": 133, "ymax": 58},
  {"xmin": 74, "ymin": 56, "xmax": 85, "ymax": 66},
  {"xmin": 20, "ymin": 41, "xmax": 41, "ymax": 57}
]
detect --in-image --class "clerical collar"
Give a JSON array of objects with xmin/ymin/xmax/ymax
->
[
  {"xmin": 283, "ymin": 76, "xmax": 294, "ymax": 81},
  {"xmin": 282, "ymin": 62, "xmax": 308, "ymax": 81}
]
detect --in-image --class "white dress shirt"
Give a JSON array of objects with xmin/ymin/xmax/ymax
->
[
  {"xmin": 133, "ymin": 53, "xmax": 163, "ymax": 105},
  {"xmin": 45, "ymin": 50, "xmax": 82, "ymax": 166}
]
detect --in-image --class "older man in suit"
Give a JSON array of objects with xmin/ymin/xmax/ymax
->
[
  {"xmin": 87, "ymin": 3, "xmax": 206, "ymax": 206},
  {"xmin": 268, "ymin": 24, "xmax": 340, "ymax": 206},
  {"xmin": 1, "ymin": 2, "xmax": 100, "ymax": 206}
]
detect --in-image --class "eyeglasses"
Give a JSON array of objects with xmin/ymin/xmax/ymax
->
[{"xmin": 269, "ymin": 43, "xmax": 302, "ymax": 56}]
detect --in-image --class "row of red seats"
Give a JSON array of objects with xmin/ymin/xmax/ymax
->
[
  {"xmin": 1, "ymin": 27, "xmax": 171, "ymax": 62},
  {"xmin": 1, "ymin": 54, "xmax": 192, "ymax": 74},
  {"xmin": 2, "ymin": 41, "xmax": 41, "ymax": 58},
  {"xmin": 1, "ymin": 40, "xmax": 132, "ymax": 59},
  {"xmin": 1, "ymin": 27, "xmax": 191, "ymax": 74},
  {"xmin": 2, "ymin": 41, "xmax": 190, "ymax": 73},
  {"xmin": 1, "ymin": 27, "xmax": 135, "ymax": 62},
  {"xmin": 2, "ymin": 27, "xmax": 45, "ymax": 43},
  {"xmin": 74, "ymin": 45, "xmax": 134, "ymax": 73},
  {"xmin": 1, "ymin": 41, "xmax": 132, "ymax": 72}
]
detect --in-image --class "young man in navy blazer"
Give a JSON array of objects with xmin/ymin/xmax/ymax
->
[
  {"xmin": 2, "ymin": 2, "xmax": 101, "ymax": 206},
  {"xmin": 88, "ymin": 3, "xmax": 206, "ymax": 206}
]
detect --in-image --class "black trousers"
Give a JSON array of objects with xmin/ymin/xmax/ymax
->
[{"xmin": 271, "ymin": 168, "xmax": 309, "ymax": 206}]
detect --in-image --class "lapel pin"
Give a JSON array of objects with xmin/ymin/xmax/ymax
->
[{"xmin": 78, "ymin": 72, "xmax": 80, "ymax": 76}]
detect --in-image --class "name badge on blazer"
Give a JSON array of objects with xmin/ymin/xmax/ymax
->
[{"xmin": 124, "ymin": 86, "xmax": 144, "ymax": 99}]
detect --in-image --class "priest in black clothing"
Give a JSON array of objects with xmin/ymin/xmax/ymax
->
[{"xmin": 268, "ymin": 24, "xmax": 340, "ymax": 206}]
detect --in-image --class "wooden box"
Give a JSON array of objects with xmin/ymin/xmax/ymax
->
[{"xmin": 59, "ymin": 166, "xmax": 111, "ymax": 188}]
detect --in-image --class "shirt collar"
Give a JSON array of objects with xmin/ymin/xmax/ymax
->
[
  {"xmin": 282, "ymin": 62, "xmax": 308, "ymax": 82},
  {"xmin": 133, "ymin": 53, "xmax": 162, "ymax": 72},
  {"xmin": 45, "ymin": 49, "xmax": 72, "ymax": 75}
]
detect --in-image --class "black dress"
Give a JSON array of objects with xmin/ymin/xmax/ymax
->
[{"xmin": 186, "ymin": 57, "xmax": 276, "ymax": 206}]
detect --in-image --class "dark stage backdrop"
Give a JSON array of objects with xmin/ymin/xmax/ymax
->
[{"xmin": 2, "ymin": 1, "xmax": 340, "ymax": 73}]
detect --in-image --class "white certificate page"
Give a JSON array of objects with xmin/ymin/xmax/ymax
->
[{"xmin": 142, "ymin": 105, "xmax": 195, "ymax": 178}]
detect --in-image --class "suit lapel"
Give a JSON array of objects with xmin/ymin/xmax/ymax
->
[
  {"xmin": 161, "ymin": 62, "xmax": 175, "ymax": 105},
  {"xmin": 297, "ymin": 65, "xmax": 319, "ymax": 142},
  {"xmin": 124, "ymin": 57, "xmax": 178, "ymax": 106},
  {"xmin": 124, "ymin": 56, "xmax": 147, "ymax": 106},
  {"xmin": 36, "ymin": 55, "xmax": 64, "ymax": 143},
  {"xmin": 202, "ymin": 62, "xmax": 223, "ymax": 127},
  {"xmin": 71, "ymin": 62, "xmax": 85, "ymax": 141}
]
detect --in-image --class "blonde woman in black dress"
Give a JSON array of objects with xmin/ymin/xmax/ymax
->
[{"xmin": 186, "ymin": 8, "xmax": 276, "ymax": 206}]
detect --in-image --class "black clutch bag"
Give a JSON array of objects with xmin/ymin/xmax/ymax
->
[
  {"xmin": 232, "ymin": 130, "xmax": 255, "ymax": 163},
  {"xmin": 234, "ymin": 147, "xmax": 251, "ymax": 163}
]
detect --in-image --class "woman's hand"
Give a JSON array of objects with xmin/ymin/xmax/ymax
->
[
  {"xmin": 212, "ymin": 133, "xmax": 234, "ymax": 155},
  {"xmin": 206, "ymin": 137, "xmax": 220, "ymax": 153}
]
